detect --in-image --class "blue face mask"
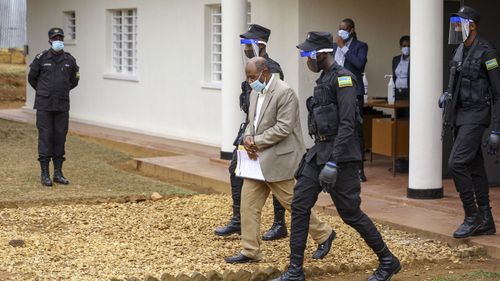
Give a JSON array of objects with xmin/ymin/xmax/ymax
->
[
  {"xmin": 51, "ymin": 40, "xmax": 64, "ymax": 52},
  {"xmin": 338, "ymin": 29, "xmax": 350, "ymax": 40},
  {"xmin": 250, "ymin": 71, "xmax": 267, "ymax": 92},
  {"xmin": 401, "ymin": 47, "xmax": 410, "ymax": 56}
]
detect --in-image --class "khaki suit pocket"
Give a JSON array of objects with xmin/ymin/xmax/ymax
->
[{"xmin": 275, "ymin": 141, "xmax": 294, "ymax": 155}]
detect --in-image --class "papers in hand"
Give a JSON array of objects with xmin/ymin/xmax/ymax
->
[{"xmin": 235, "ymin": 145, "xmax": 265, "ymax": 181}]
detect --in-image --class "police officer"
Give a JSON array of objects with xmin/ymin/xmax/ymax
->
[
  {"xmin": 441, "ymin": 6, "xmax": 499, "ymax": 238},
  {"xmin": 28, "ymin": 28, "xmax": 80, "ymax": 187},
  {"xmin": 215, "ymin": 24, "xmax": 288, "ymax": 241},
  {"xmin": 272, "ymin": 32, "xmax": 400, "ymax": 281}
]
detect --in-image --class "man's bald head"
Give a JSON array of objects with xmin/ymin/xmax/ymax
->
[{"xmin": 246, "ymin": 57, "xmax": 271, "ymax": 86}]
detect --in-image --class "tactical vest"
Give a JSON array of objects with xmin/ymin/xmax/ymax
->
[
  {"xmin": 458, "ymin": 46, "xmax": 491, "ymax": 108},
  {"xmin": 306, "ymin": 68, "xmax": 362, "ymax": 142}
]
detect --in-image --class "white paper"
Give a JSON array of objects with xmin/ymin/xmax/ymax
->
[{"xmin": 235, "ymin": 146, "xmax": 265, "ymax": 181}]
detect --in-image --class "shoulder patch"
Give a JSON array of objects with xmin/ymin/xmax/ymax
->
[
  {"xmin": 337, "ymin": 76, "xmax": 353, "ymax": 88},
  {"xmin": 485, "ymin": 58, "xmax": 499, "ymax": 71}
]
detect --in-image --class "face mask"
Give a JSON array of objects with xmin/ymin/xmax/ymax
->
[
  {"xmin": 307, "ymin": 58, "xmax": 320, "ymax": 73},
  {"xmin": 401, "ymin": 47, "xmax": 410, "ymax": 56},
  {"xmin": 244, "ymin": 50, "xmax": 255, "ymax": 59},
  {"xmin": 51, "ymin": 40, "xmax": 64, "ymax": 52},
  {"xmin": 338, "ymin": 29, "xmax": 350, "ymax": 41},
  {"xmin": 250, "ymin": 71, "xmax": 266, "ymax": 92}
]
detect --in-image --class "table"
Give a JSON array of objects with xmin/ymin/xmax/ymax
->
[{"xmin": 364, "ymin": 99, "xmax": 410, "ymax": 176}]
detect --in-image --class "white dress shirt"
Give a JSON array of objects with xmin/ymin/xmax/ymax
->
[
  {"xmin": 253, "ymin": 74, "xmax": 275, "ymax": 132},
  {"xmin": 334, "ymin": 38, "xmax": 353, "ymax": 66},
  {"xmin": 395, "ymin": 56, "xmax": 410, "ymax": 90}
]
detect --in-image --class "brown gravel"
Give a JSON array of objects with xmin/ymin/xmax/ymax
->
[{"xmin": 0, "ymin": 194, "xmax": 472, "ymax": 280}]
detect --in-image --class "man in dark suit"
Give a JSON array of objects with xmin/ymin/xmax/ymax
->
[
  {"xmin": 392, "ymin": 35, "xmax": 410, "ymax": 101},
  {"xmin": 333, "ymin": 18, "xmax": 368, "ymax": 182}
]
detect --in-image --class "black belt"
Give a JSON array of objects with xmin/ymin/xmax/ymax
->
[{"xmin": 313, "ymin": 135, "xmax": 335, "ymax": 142}]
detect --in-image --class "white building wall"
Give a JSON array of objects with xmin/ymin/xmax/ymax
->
[{"xmin": 27, "ymin": 0, "xmax": 225, "ymax": 146}]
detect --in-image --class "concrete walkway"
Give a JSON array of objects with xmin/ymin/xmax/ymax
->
[{"xmin": 1, "ymin": 108, "xmax": 499, "ymax": 258}]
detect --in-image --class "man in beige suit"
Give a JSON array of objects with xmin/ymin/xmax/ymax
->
[{"xmin": 224, "ymin": 57, "xmax": 336, "ymax": 264}]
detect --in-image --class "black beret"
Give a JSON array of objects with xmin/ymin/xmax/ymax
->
[
  {"xmin": 452, "ymin": 6, "xmax": 481, "ymax": 23},
  {"xmin": 240, "ymin": 24, "xmax": 271, "ymax": 42},
  {"xmin": 48, "ymin": 27, "xmax": 65, "ymax": 39},
  {"xmin": 297, "ymin": 31, "xmax": 333, "ymax": 52}
]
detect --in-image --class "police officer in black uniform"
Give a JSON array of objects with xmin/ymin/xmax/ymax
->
[
  {"xmin": 272, "ymin": 32, "xmax": 400, "ymax": 281},
  {"xmin": 215, "ymin": 24, "xmax": 288, "ymax": 241},
  {"xmin": 441, "ymin": 6, "xmax": 499, "ymax": 238},
  {"xmin": 28, "ymin": 28, "xmax": 80, "ymax": 187}
]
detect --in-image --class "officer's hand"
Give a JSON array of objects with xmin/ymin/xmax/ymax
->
[
  {"xmin": 335, "ymin": 36, "xmax": 346, "ymax": 48},
  {"xmin": 439, "ymin": 92, "xmax": 451, "ymax": 109},
  {"xmin": 484, "ymin": 133, "xmax": 500, "ymax": 156},
  {"xmin": 244, "ymin": 136, "xmax": 258, "ymax": 160},
  {"xmin": 318, "ymin": 162, "xmax": 338, "ymax": 193}
]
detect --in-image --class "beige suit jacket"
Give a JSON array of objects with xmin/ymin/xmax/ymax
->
[{"xmin": 244, "ymin": 76, "xmax": 305, "ymax": 182}]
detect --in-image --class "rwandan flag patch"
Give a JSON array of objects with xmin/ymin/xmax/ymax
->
[
  {"xmin": 485, "ymin": 58, "xmax": 499, "ymax": 71},
  {"xmin": 338, "ymin": 76, "xmax": 353, "ymax": 88}
]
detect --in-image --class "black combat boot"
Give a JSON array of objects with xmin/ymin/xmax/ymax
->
[
  {"xmin": 263, "ymin": 198, "xmax": 288, "ymax": 241},
  {"xmin": 40, "ymin": 161, "xmax": 53, "ymax": 187},
  {"xmin": 453, "ymin": 205, "xmax": 483, "ymax": 238},
  {"xmin": 269, "ymin": 253, "xmax": 305, "ymax": 281},
  {"xmin": 215, "ymin": 204, "xmax": 241, "ymax": 236},
  {"xmin": 473, "ymin": 206, "xmax": 496, "ymax": 236},
  {"xmin": 359, "ymin": 168, "xmax": 367, "ymax": 182},
  {"xmin": 366, "ymin": 246, "xmax": 401, "ymax": 281},
  {"xmin": 53, "ymin": 159, "xmax": 70, "ymax": 185}
]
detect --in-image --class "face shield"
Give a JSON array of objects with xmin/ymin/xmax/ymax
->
[
  {"xmin": 240, "ymin": 38, "xmax": 266, "ymax": 61},
  {"xmin": 299, "ymin": 48, "xmax": 333, "ymax": 73},
  {"xmin": 448, "ymin": 16, "xmax": 473, "ymax": 45}
]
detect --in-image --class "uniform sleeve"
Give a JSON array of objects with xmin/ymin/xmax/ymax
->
[
  {"xmin": 28, "ymin": 57, "xmax": 41, "ymax": 90},
  {"xmin": 70, "ymin": 59, "xmax": 80, "ymax": 90},
  {"xmin": 344, "ymin": 42, "xmax": 368, "ymax": 72},
  {"xmin": 330, "ymin": 75, "xmax": 358, "ymax": 162},
  {"xmin": 253, "ymin": 88, "xmax": 299, "ymax": 150},
  {"xmin": 484, "ymin": 48, "xmax": 500, "ymax": 132}
]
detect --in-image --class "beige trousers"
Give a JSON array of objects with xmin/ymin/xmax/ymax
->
[{"xmin": 240, "ymin": 178, "xmax": 332, "ymax": 260}]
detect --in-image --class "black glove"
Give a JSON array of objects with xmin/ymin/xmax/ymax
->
[
  {"xmin": 484, "ymin": 132, "xmax": 500, "ymax": 156},
  {"xmin": 318, "ymin": 162, "xmax": 338, "ymax": 193},
  {"xmin": 438, "ymin": 92, "xmax": 451, "ymax": 109}
]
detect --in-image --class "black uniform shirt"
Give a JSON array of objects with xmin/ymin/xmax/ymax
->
[
  {"xmin": 28, "ymin": 49, "xmax": 80, "ymax": 112},
  {"xmin": 455, "ymin": 36, "xmax": 500, "ymax": 132},
  {"xmin": 305, "ymin": 63, "xmax": 362, "ymax": 165}
]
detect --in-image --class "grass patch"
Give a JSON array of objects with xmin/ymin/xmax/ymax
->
[
  {"xmin": 0, "ymin": 119, "xmax": 193, "ymax": 205},
  {"xmin": 432, "ymin": 270, "xmax": 500, "ymax": 281}
]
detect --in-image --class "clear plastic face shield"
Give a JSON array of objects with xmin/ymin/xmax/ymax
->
[
  {"xmin": 448, "ymin": 16, "xmax": 473, "ymax": 45},
  {"xmin": 240, "ymin": 38, "xmax": 267, "ymax": 61}
]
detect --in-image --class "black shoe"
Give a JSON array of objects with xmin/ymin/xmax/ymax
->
[
  {"xmin": 224, "ymin": 253, "xmax": 258, "ymax": 264},
  {"xmin": 214, "ymin": 220, "xmax": 241, "ymax": 236},
  {"xmin": 40, "ymin": 161, "xmax": 53, "ymax": 187},
  {"xmin": 53, "ymin": 159, "xmax": 69, "ymax": 185},
  {"xmin": 270, "ymin": 253, "xmax": 305, "ymax": 281},
  {"xmin": 312, "ymin": 230, "xmax": 336, "ymax": 259},
  {"xmin": 473, "ymin": 206, "xmax": 496, "ymax": 236},
  {"xmin": 453, "ymin": 206, "xmax": 483, "ymax": 238},
  {"xmin": 367, "ymin": 246, "xmax": 401, "ymax": 281},
  {"xmin": 359, "ymin": 169, "xmax": 367, "ymax": 182},
  {"xmin": 262, "ymin": 221, "xmax": 288, "ymax": 241}
]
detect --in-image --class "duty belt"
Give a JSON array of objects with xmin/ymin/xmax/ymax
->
[{"xmin": 314, "ymin": 135, "xmax": 335, "ymax": 142}]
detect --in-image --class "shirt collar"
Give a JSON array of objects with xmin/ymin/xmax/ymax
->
[{"xmin": 262, "ymin": 73, "xmax": 275, "ymax": 95}]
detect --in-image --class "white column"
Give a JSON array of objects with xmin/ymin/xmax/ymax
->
[
  {"xmin": 220, "ymin": 0, "xmax": 246, "ymax": 159},
  {"xmin": 408, "ymin": 0, "xmax": 444, "ymax": 199}
]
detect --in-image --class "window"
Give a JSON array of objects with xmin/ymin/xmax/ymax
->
[
  {"xmin": 63, "ymin": 11, "xmax": 76, "ymax": 42},
  {"xmin": 110, "ymin": 9, "xmax": 138, "ymax": 76},
  {"xmin": 210, "ymin": 5, "xmax": 222, "ymax": 82}
]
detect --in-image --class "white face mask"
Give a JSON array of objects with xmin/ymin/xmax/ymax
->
[
  {"xmin": 51, "ymin": 40, "xmax": 64, "ymax": 51},
  {"xmin": 401, "ymin": 47, "xmax": 410, "ymax": 56}
]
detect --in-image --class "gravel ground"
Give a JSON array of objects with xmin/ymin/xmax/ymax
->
[{"xmin": 0, "ymin": 194, "xmax": 474, "ymax": 280}]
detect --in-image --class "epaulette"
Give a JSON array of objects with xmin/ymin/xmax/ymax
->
[{"xmin": 35, "ymin": 50, "xmax": 48, "ymax": 60}]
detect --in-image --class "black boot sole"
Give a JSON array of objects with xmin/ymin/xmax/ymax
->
[
  {"xmin": 262, "ymin": 232, "xmax": 288, "ymax": 241},
  {"xmin": 472, "ymin": 229, "xmax": 496, "ymax": 236},
  {"xmin": 214, "ymin": 228, "xmax": 241, "ymax": 237}
]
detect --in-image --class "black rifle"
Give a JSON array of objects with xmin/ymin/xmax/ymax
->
[{"xmin": 442, "ymin": 44, "xmax": 465, "ymax": 138}]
